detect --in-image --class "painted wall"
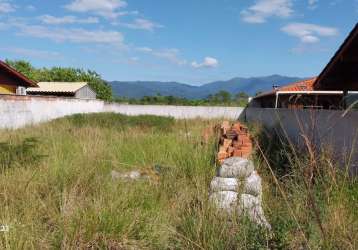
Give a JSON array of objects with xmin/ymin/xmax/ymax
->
[
  {"xmin": 0, "ymin": 95, "xmax": 243, "ymax": 129},
  {"xmin": 104, "ymin": 103, "xmax": 243, "ymax": 119},
  {"xmin": 242, "ymin": 108, "xmax": 358, "ymax": 174},
  {"xmin": 0, "ymin": 84, "xmax": 16, "ymax": 94}
]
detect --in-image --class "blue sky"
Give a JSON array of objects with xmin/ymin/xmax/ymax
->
[{"xmin": 0, "ymin": 0, "xmax": 357, "ymax": 84}]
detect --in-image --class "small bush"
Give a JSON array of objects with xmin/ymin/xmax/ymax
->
[
  {"xmin": 66, "ymin": 113, "xmax": 175, "ymax": 132},
  {"xmin": 0, "ymin": 137, "xmax": 45, "ymax": 172}
]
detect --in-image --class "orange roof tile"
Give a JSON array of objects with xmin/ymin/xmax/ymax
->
[
  {"xmin": 255, "ymin": 77, "xmax": 317, "ymax": 99},
  {"xmin": 278, "ymin": 77, "xmax": 316, "ymax": 91}
]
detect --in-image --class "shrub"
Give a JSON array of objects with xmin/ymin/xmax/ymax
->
[{"xmin": 0, "ymin": 137, "xmax": 45, "ymax": 172}]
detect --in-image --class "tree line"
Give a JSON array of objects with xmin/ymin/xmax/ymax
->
[{"xmin": 115, "ymin": 90, "xmax": 249, "ymax": 107}]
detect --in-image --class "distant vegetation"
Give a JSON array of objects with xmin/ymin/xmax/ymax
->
[
  {"xmin": 6, "ymin": 60, "xmax": 113, "ymax": 101},
  {"xmin": 115, "ymin": 90, "xmax": 249, "ymax": 107}
]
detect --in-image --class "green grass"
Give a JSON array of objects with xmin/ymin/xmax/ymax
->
[
  {"xmin": 0, "ymin": 114, "xmax": 267, "ymax": 249},
  {"xmin": 0, "ymin": 113, "xmax": 356, "ymax": 249},
  {"xmin": 251, "ymin": 124, "xmax": 358, "ymax": 249}
]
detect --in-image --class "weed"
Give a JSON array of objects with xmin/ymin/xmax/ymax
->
[{"xmin": 0, "ymin": 137, "xmax": 45, "ymax": 172}]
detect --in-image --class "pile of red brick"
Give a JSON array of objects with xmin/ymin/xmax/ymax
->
[{"xmin": 217, "ymin": 121, "xmax": 253, "ymax": 163}]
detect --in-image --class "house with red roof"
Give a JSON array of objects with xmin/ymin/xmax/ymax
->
[
  {"xmin": 251, "ymin": 23, "xmax": 358, "ymax": 110},
  {"xmin": 0, "ymin": 60, "xmax": 38, "ymax": 95}
]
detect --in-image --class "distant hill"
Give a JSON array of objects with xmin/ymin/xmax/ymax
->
[{"xmin": 109, "ymin": 75, "xmax": 305, "ymax": 99}]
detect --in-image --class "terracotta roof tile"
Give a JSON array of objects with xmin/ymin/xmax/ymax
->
[
  {"xmin": 254, "ymin": 77, "xmax": 317, "ymax": 99},
  {"xmin": 278, "ymin": 77, "xmax": 316, "ymax": 92}
]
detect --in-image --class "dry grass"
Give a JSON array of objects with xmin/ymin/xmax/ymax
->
[
  {"xmin": 251, "ymin": 123, "xmax": 358, "ymax": 249},
  {"xmin": 0, "ymin": 113, "xmax": 356, "ymax": 249}
]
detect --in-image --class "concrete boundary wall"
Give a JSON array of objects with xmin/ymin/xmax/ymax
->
[
  {"xmin": 243, "ymin": 108, "xmax": 358, "ymax": 174},
  {"xmin": 0, "ymin": 95, "xmax": 243, "ymax": 129}
]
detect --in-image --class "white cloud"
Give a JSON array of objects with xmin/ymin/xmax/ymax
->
[
  {"xmin": 39, "ymin": 15, "xmax": 99, "ymax": 25},
  {"xmin": 241, "ymin": 0, "xmax": 293, "ymax": 24},
  {"xmin": 308, "ymin": 0, "xmax": 318, "ymax": 5},
  {"xmin": 15, "ymin": 23, "xmax": 124, "ymax": 46},
  {"xmin": 0, "ymin": 47, "xmax": 62, "ymax": 60},
  {"xmin": 308, "ymin": 0, "xmax": 318, "ymax": 9},
  {"xmin": 121, "ymin": 18, "xmax": 163, "ymax": 31},
  {"xmin": 281, "ymin": 23, "xmax": 338, "ymax": 43},
  {"xmin": 25, "ymin": 5, "xmax": 36, "ymax": 11},
  {"xmin": 138, "ymin": 47, "xmax": 187, "ymax": 65},
  {"xmin": 0, "ymin": 0, "xmax": 15, "ymax": 13},
  {"xmin": 136, "ymin": 47, "xmax": 153, "ymax": 53},
  {"xmin": 65, "ymin": 0, "xmax": 127, "ymax": 19},
  {"xmin": 191, "ymin": 57, "xmax": 219, "ymax": 69}
]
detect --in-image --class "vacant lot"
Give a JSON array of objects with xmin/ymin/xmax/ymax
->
[{"xmin": 0, "ymin": 113, "xmax": 356, "ymax": 249}]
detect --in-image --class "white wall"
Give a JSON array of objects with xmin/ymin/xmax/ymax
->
[
  {"xmin": 0, "ymin": 95, "xmax": 243, "ymax": 129},
  {"xmin": 243, "ymin": 108, "xmax": 358, "ymax": 175},
  {"xmin": 105, "ymin": 103, "xmax": 243, "ymax": 119}
]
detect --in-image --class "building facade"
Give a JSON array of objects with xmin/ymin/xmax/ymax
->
[{"xmin": 0, "ymin": 60, "xmax": 38, "ymax": 95}]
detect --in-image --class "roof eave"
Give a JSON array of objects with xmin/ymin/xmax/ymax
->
[
  {"xmin": 0, "ymin": 60, "xmax": 38, "ymax": 87},
  {"xmin": 314, "ymin": 23, "xmax": 358, "ymax": 89}
]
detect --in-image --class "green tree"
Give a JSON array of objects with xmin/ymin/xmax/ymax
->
[
  {"xmin": 235, "ymin": 91, "xmax": 248, "ymax": 100},
  {"xmin": 215, "ymin": 90, "xmax": 231, "ymax": 103},
  {"xmin": 5, "ymin": 60, "xmax": 39, "ymax": 80}
]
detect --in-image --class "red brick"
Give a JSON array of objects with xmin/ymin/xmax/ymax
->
[
  {"xmin": 239, "ymin": 138, "xmax": 251, "ymax": 146},
  {"xmin": 232, "ymin": 123, "xmax": 242, "ymax": 133},
  {"xmin": 219, "ymin": 146, "xmax": 227, "ymax": 152},
  {"xmin": 233, "ymin": 149, "xmax": 252, "ymax": 158},
  {"xmin": 223, "ymin": 139, "xmax": 233, "ymax": 148},
  {"xmin": 240, "ymin": 145, "xmax": 253, "ymax": 152},
  {"xmin": 241, "ymin": 151, "xmax": 251, "ymax": 158},
  {"xmin": 218, "ymin": 151, "xmax": 228, "ymax": 160},
  {"xmin": 226, "ymin": 129, "xmax": 238, "ymax": 140},
  {"xmin": 232, "ymin": 140, "xmax": 241, "ymax": 148},
  {"xmin": 227, "ymin": 146, "xmax": 235, "ymax": 155},
  {"xmin": 221, "ymin": 121, "xmax": 231, "ymax": 136}
]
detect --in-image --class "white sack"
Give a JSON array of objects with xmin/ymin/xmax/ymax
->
[
  {"xmin": 244, "ymin": 171, "xmax": 262, "ymax": 198},
  {"xmin": 238, "ymin": 194, "xmax": 271, "ymax": 230},
  {"xmin": 210, "ymin": 177, "xmax": 239, "ymax": 192},
  {"xmin": 209, "ymin": 191, "xmax": 238, "ymax": 212},
  {"xmin": 218, "ymin": 157, "xmax": 254, "ymax": 179}
]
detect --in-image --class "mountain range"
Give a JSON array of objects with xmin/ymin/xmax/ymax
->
[{"xmin": 109, "ymin": 75, "xmax": 306, "ymax": 99}]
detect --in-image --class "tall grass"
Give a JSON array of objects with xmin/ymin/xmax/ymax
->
[
  {"xmin": 0, "ymin": 114, "xmax": 270, "ymax": 249},
  {"xmin": 0, "ymin": 113, "xmax": 356, "ymax": 249},
  {"xmin": 251, "ymin": 123, "xmax": 358, "ymax": 249}
]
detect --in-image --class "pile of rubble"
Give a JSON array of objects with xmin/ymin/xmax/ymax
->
[
  {"xmin": 217, "ymin": 121, "xmax": 253, "ymax": 163},
  {"xmin": 210, "ymin": 121, "xmax": 271, "ymax": 230}
]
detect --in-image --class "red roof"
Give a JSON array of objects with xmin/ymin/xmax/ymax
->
[
  {"xmin": 0, "ymin": 60, "xmax": 38, "ymax": 87},
  {"xmin": 254, "ymin": 77, "xmax": 317, "ymax": 99}
]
